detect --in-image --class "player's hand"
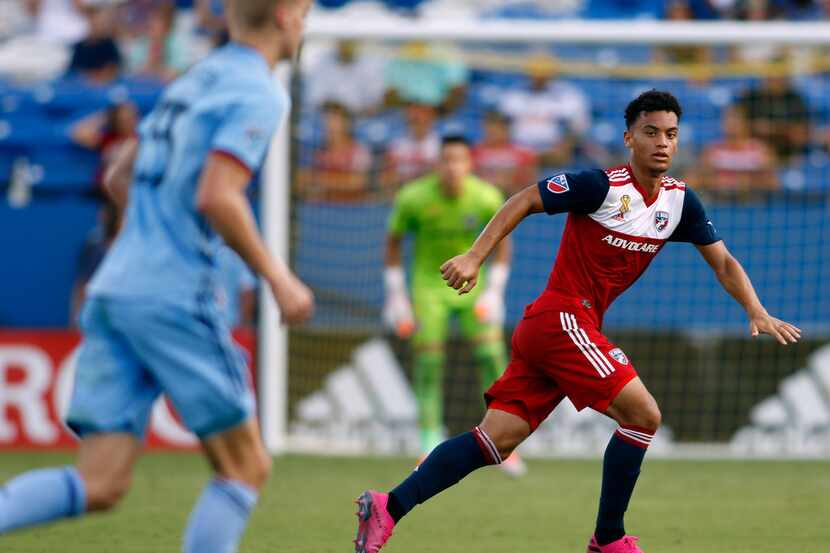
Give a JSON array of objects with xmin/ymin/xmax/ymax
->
[
  {"xmin": 383, "ymin": 291, "xmax": 415, "ymax": 338},
  {"xmin": 749, "ymin": 313, "xmax": 801, "ymax": 345},
  {"xmin": 271, "ymin": 275, "xmax": 315, "ymax": 325},
  {"xmin": 474, "ymin": 289, "xmax": 505, "ymax": 324},
  {"xmin": 440, "ymin": 253, "xmax": 481, "ymax": 295}
]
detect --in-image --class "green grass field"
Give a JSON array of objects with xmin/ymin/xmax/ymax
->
[{"xmin": 1, "ymin": 452, "xmax": 828, "ymax": 552}]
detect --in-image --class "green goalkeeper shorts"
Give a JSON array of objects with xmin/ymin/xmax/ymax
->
[{"xmin": 411, "ymin": 285, "xmax": 501, "ymax": 347}]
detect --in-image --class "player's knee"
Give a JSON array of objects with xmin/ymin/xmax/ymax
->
[
  {"xmin": 622, "ymin": 404, "xmax": 662, "ymax": 432},
  {"xmin": 644, "ymin": 405, "xmax": 662, "ymax": 431},
  {"xmin": 85, "ymin": 473, "xmax": 132, "ymax": 512},
  {"xmin": 252, "ymin": 451, "xmax": 272, "ymax": 489},
  {"xmin": 235, "ymin": 449, "xmax": 272, "ymax": 491}
]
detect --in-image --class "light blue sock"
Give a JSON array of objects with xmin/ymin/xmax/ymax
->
[
  {"xmin": 182, "ymin": 478, "xmax": 258, "ymax": 553},
  {"xmin": 0, "ymin": 466, "xmax": 86, "ymax": 533}
]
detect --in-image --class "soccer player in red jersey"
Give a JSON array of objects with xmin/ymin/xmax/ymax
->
[{"xmin": 353, "ymin": 90, "xmax": 801, "ymax": 553}]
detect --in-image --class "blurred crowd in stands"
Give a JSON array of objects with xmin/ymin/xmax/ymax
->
[
  {"xmin": 297, "ymin": 37, "xmax": 830, "ymax": 203},
  {"xmin": 0, "ymin": 0, "xmax": 829, "ymax": 327}
]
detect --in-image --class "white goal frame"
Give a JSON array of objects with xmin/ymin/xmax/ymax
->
[{"xmin": 260, "ymin": 15, "xmax": 830, "ymax": 455}]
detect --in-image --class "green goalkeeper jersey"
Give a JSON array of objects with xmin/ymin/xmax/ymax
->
[{"xmin": 388, "ymin": 173, "xmax": 504, "ymax": 295}]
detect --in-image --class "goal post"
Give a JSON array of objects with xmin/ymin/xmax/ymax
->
[{"xmin": 260, "ymin": 15, "xmax": 830, "ymax": 457}]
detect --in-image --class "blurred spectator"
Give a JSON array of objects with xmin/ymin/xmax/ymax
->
[
  {"xmin": 736, "ymin": 72, "xmax": 811, "ymax": 162},
  {"xmin": 24, "ymin": 0, "xmax": 88, "ymax": 44},
  {"xmin": 0, "ymin": 0, "xmax": 74, "ymax": 80},
  {"xmin": 196, "ymin": 0, "xmax": 228, "ymax": 47},
  {"xmin": 472, "ymin": 111, "xmax": 538, "ymax": 196},
  {"xmin": 384, "ymin": 41, "xmax": 469, "ymax": 113},
  {"xmin": 654, "ymin": 0, "xmax": 713, "ymax": 66},
  {"xmin": 215, "ymin": 246, "xmax": 257, "ymax": 329},
  {"xmin": 730, "ymin": 0, "xmax": 784, "ymax": 63},
  {"xmin": 499, "ymin": 54, "xmax": 591, "ymax": 168},
  {"xmin": 381, "ymin": 102, "xmax": 440, "ymax": 190},
  {"xmin": 70, "ymin": 199, "xmax": 122, "ymax": 325},
  {"xmin": 736, "ymin": 0, "xmax": 775, "ymax": 18},
  {"xmin": 297, "ymin": 102, "xmax": 373, "ymax": 202},
  {"xmin": 71, "ymin": 101, "xmax": 139, "ymax": 190},
  {"xmin": 698, "ymin": 105, "xmax": 779, "ymax": 195},
  {"xmin": 305, "ymin": 40, "xmax": 386, "ymax": 116},
  {"xmin": 2, "ymin": 0, "xmax": 34, "ymax": 38},
  {"xmin": 125, "ymin": 2, "xmax": 189, "ymax": 80},
  {"xmin": 661, "ymin": 0, "xmax": 721, "ymax": 18},
  {"xmin": 67, "ymin": 2, "xmax": 122, "ymax": 83}
]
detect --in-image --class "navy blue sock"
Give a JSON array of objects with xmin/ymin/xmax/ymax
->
[
  {"xmin": 387, "ymin": 427, "xmax": 500, "ymax": 523},
  {"xmin": 595, "ymin": 426, "xmax": 654, "ymax": 546}
]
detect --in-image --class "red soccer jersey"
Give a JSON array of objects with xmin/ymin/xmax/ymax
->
[{"xmin": 536, "ymin": 165, "xmax": 720, "ymax": 327}]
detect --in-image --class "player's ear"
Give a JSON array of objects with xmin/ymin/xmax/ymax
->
[{"xmin": 623, "ymin": 129, "xmax": 632, "ymax": 149}]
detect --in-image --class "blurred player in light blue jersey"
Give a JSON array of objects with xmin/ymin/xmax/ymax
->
[{"xmin": 0, "ymin": 1, "xmax": 314, "ymax": 551}]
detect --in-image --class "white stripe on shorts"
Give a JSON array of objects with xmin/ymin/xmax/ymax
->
[
  {"xmin": 559, "ymin": 312, "xmax": 614, "ymax": 378},
  {"xmin": 569, "ymin": 314, "xmax": 615, "ymax": 376}
]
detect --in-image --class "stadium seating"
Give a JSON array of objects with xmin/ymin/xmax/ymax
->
[{"xmin": 1, "ymin": 50, "xmax": 829, "ymax": 329}]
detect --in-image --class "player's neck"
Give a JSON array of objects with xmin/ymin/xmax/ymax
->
[
  {"xmin": 627, "ymin": 160, "xmax": 663, "ymax": 198},
  {"xmin": 233, "ymin": 34, "xmax": 282, "ymax": 69},
  {"xmin": 439, "ymin": 180, "xmax": 463, "ymax": 198}
]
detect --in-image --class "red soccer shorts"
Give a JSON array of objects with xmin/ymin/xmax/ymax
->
[{"xmin": 485, "ymin": 293, "xmax": 637, "ymax": 431}]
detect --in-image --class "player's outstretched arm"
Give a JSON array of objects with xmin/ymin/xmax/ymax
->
[
  {"xmin": 696, "ymin": 241, "xmax": 801, "ymax": 345},
  {"xmin": 196, "ymin": 152, "xmax": 314, "ymax": 324},
  {"xmin": 102, "ymin": 137, "xmax": 138, "ymax": 209},
  {"xmin": 441, "ymin": 183, "xmax": 543, "ymax": 295}
]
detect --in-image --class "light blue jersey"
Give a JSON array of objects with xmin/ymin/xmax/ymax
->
[
  {"xmin": 88, "ymin": 42, "xmax": 287, "ymax": 313},
  {"xmin": 215, "ymin": 245, "xmax": 257, "ymax": 327},
  {"xmin": 67, "ymin": 43, "xmax": 286, "ymax": 440}
]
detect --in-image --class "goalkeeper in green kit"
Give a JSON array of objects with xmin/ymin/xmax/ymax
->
[{"xmin": 383, "ymin": 135, "xmax": 526, "ymax": 476}]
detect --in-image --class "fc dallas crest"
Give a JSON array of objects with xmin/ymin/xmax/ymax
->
[{"xmin": 654, "ymin": 210, "xmax": 669, "ymax": 232}]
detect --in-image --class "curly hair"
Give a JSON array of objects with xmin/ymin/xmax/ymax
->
[{"xmin": 624, "ymin": 89, "xmax": 683, "ymax": 128}]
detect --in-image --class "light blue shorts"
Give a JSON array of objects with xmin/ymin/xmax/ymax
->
[{"xmin": 66, "ymin": 296, "xmax": 255, "ymax": 440}]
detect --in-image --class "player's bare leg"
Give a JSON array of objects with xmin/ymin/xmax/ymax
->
[
  {"xmin": 183, "ymin": 418, "xmax": 271, "ymax": 553},
  {"xmin": 77, "ymin": 433, "xmax": 143, "ymax": 512},
  {"xmin": 472, "ymin": 332, "xmax": 526, "ymax": 477},
  {"xmin": 477, "ymin": 408, "xmax": 532, "ymax": 460},
  {"xmin": 201, "ymin": 418, "xmax": 272, "ymax": 490},
  {"xmin": 0, "ymin": 432, "xmax": 141, "ymax": 534},
  {"xmin": 354, "ymin": 409, "xmax": 530, "ymax": 552},
  {"xmin": 588, "ymin": 377, "xmax": 660, "ymax": 553}
]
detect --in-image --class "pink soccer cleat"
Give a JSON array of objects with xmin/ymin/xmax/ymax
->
[
  {"xmin": 587, "ymin": 534, "xmax": 644, "ymax": 553},
  {"xmin": 354, "ymin": 490, "xmax": 395, "ymax": 553},
  {"xmin": 499, "ymin": 451, "xmax": 528, "ymax": 478}
]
